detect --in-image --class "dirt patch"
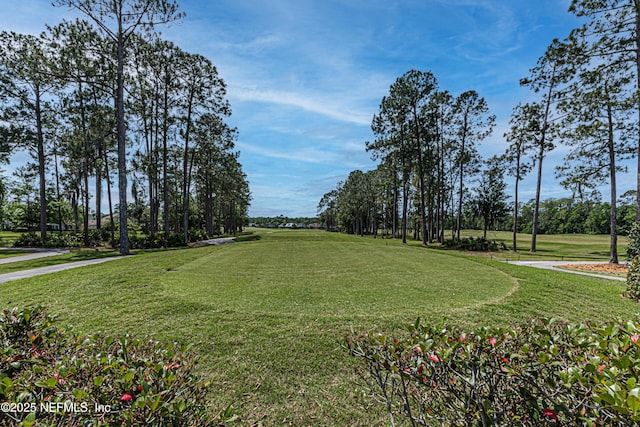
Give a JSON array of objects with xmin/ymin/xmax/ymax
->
[{"xmin": 563, "ymin": 263, "xmax": 628, "ymax": 277}]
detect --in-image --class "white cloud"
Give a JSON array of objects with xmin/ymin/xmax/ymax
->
[
  {"xmin": 230, "ymin": 87, "xmax": 372, "ymax": 126},
  {"xmin": 236, "ymin": 140, "xmax": 370, "ymax": 169}
]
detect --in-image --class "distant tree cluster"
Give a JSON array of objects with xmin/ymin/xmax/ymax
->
[
  {"xmin": 247, "ymin": 216, "xmax": 321, "ymax": 229},
  {"xmin": 319, "ymin": 1, "xmax": 640, "ymax": 263},
  {"xmin": 319, "ymin": 70, "xmax": 497, "ymax": 243},
  {"xmin": 0, "ymin": 0, "xmax": 251, "ymax": 253},
  {"xmin": 516, "ymin": 194, "xmax": 636, "ymax": 236}
]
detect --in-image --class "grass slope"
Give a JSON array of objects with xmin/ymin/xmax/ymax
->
[{"xmin": 1, "ymin": 229, "xmax": 637, "ymax": 425}]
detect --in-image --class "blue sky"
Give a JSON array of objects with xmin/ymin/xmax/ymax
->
[{"xmin": 1, "ymin": 0, "xmax": 630, "ymax": 217}]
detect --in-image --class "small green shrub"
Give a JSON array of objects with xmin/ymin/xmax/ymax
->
[
  {"xmin": 442, "ymin": 237, "xmax": 505, "ymax": 252},
  {"xmin": 628, "ymin": 222, "xmax": 640, "ymax": 262},
  {"xmin": 347, "ymin": 317, "xmax": 640, "ymax": 426},
  {"xmin": 188, "ymin": 229, "xmax": 208, "ymax": 243},
  {"xmin": 0, "ymin": 306, "xmax": 227, "ymax": 426},
  {"xmin": 626, "ymin": 255, "xmax": 640, "ymax": 301},
  {"xmin": 126, "ymin": 232, "xmax": 190, "ymax": 249},
  {"xmin": 12, "ymin": 232, "xmax": 107, "ymax": 249},
  {"xmin": 165, "ymin": 233, "xmax": 187, "ymax": 248},
  {"xmin": 128, "ymin": 234, "xmax": 162, "ymax": 249},
  {"xmin": 12, "ymin": 233, "xmax": 46, "ymax": 248}
]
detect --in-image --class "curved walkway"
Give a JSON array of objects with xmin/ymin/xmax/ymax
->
[
  {"xmin": 503, "ymin": 260, "xmax": 625, "ymax": 282},
  {"xmin": 0, "ymin": 239, "xmax": 232, "ymax": 284},
  {"xmin": 0, "ymin": 248, "xmax": 123, "ymax": 284},
  {"xmin": 0, "ymin": 248, "xmax": 70, "ymax": 264}
]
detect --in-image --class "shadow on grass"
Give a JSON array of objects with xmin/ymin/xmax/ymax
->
[
  {"xmin": 64, "ymin": 249, "xmax": 122, "ymax": 261},
  {"xmin": 235, "ymin": 234, "xmax": 261, "ymax": 243}
]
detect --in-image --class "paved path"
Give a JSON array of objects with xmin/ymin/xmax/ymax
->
[
  {"xmin": 503, "ymin": 260, "xmax": 625, "ymax": 282},
  {"xmin": 0, "ymin": 239, "xmax": 233, "ymax": 284},
  {"xmin": 0, "ymin": 248, "xmax": 125, "ymax": 284},
  {"xmin": 0, "ymin": 257, "xmax": 124, "ymax": 284},
  {"xmin": 0, "ymin": 248, "xmax": 70, "ymax": 264},
  {"xmin": 191, "ymin": 237, "xmax": 236, "ymax": 247}
]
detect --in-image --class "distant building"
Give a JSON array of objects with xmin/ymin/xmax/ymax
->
[
  {"xmin": 47, "ymin": 223, "xmax": 74, "ymax": 231},
  {"xmin": 85, "ymin": 216, "xmax": 113, "ymax": 230}
]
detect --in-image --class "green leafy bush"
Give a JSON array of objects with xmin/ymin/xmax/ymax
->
[
  {"xmin": 126, "ymin": 232, "xmax": 189, "ymax": 249},
  {"xmin": 347, "ymin": 317, "xmax": 640, "ymax": 426},
  {"xmin": 12, "ymin": 232, "xmax": 104, "ymax": 249},
  {"xmin": 0, "ymin": 306, "xmax": 228, "ymax": 426},
  {"xmin": 442, "ymin": 237, "xmax": 506, "ymax": 252},
  {"xmin": 12, "ymin": 233, "xmax": 47, "ymax": 248},
  {"xmin": 626, "ymin": 255, "xmax": 640, "ymax": 302},
  {"xmin": 188, "ymin": 229, "xmax": 209, "ymax": 243},
  {"xmin": 628, "ymin": 222, "xmax": 640, "ymax": 262},
  {"xmin": 165, "ymin": 233, "xmax": 187, "ymax": 248},
  {"xmin": 128, "ymin": 233, "xmax": 163, "ymax": 249}
]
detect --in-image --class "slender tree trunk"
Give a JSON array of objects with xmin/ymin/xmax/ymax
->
[
  {"xmin": 450, "ymin": 170, "xmax": 456, "ymax": 240},
  {"xmin": 413, "ymin": 107, "xmax": 428, "ymax": 247},
  {"xmin": 417, "ymin": 153, "xmax": 427, "ymax": 246},
  {"xmin": 393, "ymin": 169, "xmax": 399, "ymax": 238},
  {"xmin": 456, "ymin": 133, "xmax": 466, "ymax": 241},
  {"xmin": 428, "ymin": 179, "xmax": 435, "ymax": 243},
  {"xmin": 531, "ymin": 145, "xmax": 544, "ymax": 253},
  {"xmin": 531, "ymin": 64, "xmax": 556, "ymax": 253},
  {"xmin": 142, "ymin": 99, "xmax": 154, "ymax": 235},
  {"xmin": 182, "ymin": 91, "xmax": 195, "ymax": 241},
  {"xmin": 513, "ymin": 154, "xmax": 520, "ymax": 253},
  {"xmin": 607, "ymin": 95, "xmax": 618, "ymax": 264},
  {"xmin": 104, "ymin": 143, "xmax": 115, "ymax": 242},
  {"xmin": 54, "ymin": 147, "xmax": 62, "ymax": 234},
  {"xmin": 83, "ymin": 170, "xmax": 90, "ymax": 245},
  {"xmin": 116, "ymin": 22, "xmax": 129, "ymax": 255},
  {"xmin": 635, "ymin": 0, "xmax": 640, "ymax": 222},
  {"xmin": 439, "ymin": 127, "xmax": 446, "ymax": 243},
  {"xmin": 78, "ymin": 81, "xmax": 90, "ymax": 247},
  {"xmin": 35, "ymin": 87, "xmax": 47, "ymax": 241},
  {"xmin": 96, "ymin": 167, "xmax": 102, "ymax": 230},
  {"xmin": 161, "ymin": 67, "xmax": 171, "ymax": 235},
  {"xmin": 151, "ymin": 93, "xmax": 160, "ymax": 235},
  {"xmin": 72, "ymin": 189, "xmax": 79, "ymax": 233},
  {"xmin": 205, "ymin": 182, "xmax": 213, "ymax": 237},
  {"xmin": 401, "ymin": 173, "xmax": 409, "ymax": 244},
  {"xmin": 93, "ymin": 91, "xmax": 103, "ymax": 231}
]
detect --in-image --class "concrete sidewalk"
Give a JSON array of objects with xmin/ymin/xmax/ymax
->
[
  {"xmin": 503, "ymin": 260, "xmax": 625, "ymax": 282},
  {"xmin": 190, "ymin": 237, "xmax": 236, "ymax": 247},
  {"xmin": 0, "ymin": 256, "xmax": 124, "ymax": 284},
  {"xmin": 0, "ymin": 248, "xmax": 70, "ymax": 264}
]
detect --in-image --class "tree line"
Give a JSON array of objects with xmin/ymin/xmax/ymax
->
[
  {"xmin": 0, "ymin": 0, "xmax": 251, "ymax": 254},
  {"xmin": 319, "ymin": 1, "xmax": 640, "ymax": 264}
]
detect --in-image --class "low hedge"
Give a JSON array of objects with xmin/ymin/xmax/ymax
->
[
  {"xmin": 442, "ymin": 237, "xmax": 507, "ymax": 252},
  {"xmin": 0, "ymin": 306, "xmax": 233, "ymax": 426},
  {"xmin": 347, "ymin": 317, "xmax": 640, "ymax": 426}
]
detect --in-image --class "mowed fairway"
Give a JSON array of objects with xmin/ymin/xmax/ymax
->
[{"xmin": 1, "ymin": 229, "xmax": 639, "ymax": 425}]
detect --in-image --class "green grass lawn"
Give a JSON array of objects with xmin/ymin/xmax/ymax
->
[
  {"xmin": 1, "ymin": 229, "xmax": 637, "ymax": 425},
  {"xmin": 0, "ymin": 231, "xmax": 22, "ymax": 247}
]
